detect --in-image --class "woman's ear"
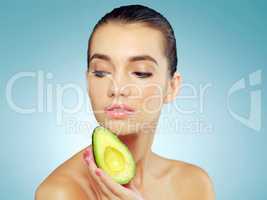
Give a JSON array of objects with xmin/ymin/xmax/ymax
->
[{"xmin": 163, "ymin": 72, "xmax": 181, "ymax": 104}]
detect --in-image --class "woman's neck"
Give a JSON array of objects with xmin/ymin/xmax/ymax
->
[{"xmin": 118, "ymin": 127, "xmax": 156, "ymax": 188}]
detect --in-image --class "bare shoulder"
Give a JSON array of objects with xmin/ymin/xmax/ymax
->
[
  {"xmin": 35, "ymin": 174, "xmax": 87, "ymax": 200},
  {"xmin": 152, "ymin": 153, "xmax": 215, "ymax": 199},
  {"xmin": 170, "ymin": 160, "xmax": 215, "ymax": 200},
  {"xmin": 35, "ymin": 146, "xmax": 93, "ymax": 200}
]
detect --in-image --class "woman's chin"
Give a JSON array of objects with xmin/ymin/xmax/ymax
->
[{"xmin": 100, "ymin": 121, "xmax": 139, "ymax": 136}]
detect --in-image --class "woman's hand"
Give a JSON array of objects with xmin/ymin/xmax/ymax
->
[{"xmin": 83, "ymin": 147, "xmax": 144, "ymax": 200}]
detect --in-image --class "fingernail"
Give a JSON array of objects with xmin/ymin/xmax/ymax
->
[
  {"xmin": 85, "ymin": 148, "xmax": 91, "ymax": 156},
  {"xmin": 84, "ymin": 156, "xmax": 91, "ymax": 166},
  {"xmin": 95, "ymin": 169, "xmax": 101, "ymax": 177},
  {"xmin": 83, "ymin": 149, "xmax": 92, "ymax": 160}
]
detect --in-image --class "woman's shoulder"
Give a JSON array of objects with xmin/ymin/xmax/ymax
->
[
  {"xmin": 171, "ymin": 160, "xmax": 215, "ymax": 199},
  {"xmin": 35, "ymin": 173, "xmax": 87, "ymax": 200},
  {"xmin": 35, "ymin": 146, "xmax": 93, "ymax": 200},
  {"xmin": 153, "ymin": 153, "xmax": 215, "ymax": 199}
]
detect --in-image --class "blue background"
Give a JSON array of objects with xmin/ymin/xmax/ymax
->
[{"xmin": 0, "ymin": 0, "xmax": 266, "ymax": 199}]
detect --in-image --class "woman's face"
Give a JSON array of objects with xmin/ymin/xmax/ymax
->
[{"xmin": 87, "ymin": 22, "xmax": 179, "ymax": 135}]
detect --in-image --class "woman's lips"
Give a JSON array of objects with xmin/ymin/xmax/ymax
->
[{"xmin": 104, "ymin": 104, "xmax": 135, "ymax": 119}]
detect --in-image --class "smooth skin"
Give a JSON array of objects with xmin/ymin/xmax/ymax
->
[{"xmin": 35, "ymin": 22, "xmax": 215, "ymax": 200}]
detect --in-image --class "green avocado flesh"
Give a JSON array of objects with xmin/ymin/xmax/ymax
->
[{"xmin": 92, "ymin": 126, "xmax": 136, "ymax": 184}]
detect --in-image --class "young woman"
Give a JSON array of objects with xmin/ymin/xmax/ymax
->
[{"xmin": 35, "ymin": 4, "xmax": 215, "ymax": 200}]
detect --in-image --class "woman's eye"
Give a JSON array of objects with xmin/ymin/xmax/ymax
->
[
  {"xmin": 133, "ymin": 72, "xmax": 153, "ymax": 78},
  {"xmin": 92, "ymin": 70, "xmax": 110, "ymax": 78}
]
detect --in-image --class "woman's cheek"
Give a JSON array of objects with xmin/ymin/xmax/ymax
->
[
  {"xmin": 89, "ymin": 86, "xmax": 105, "ymax": 114},
  {"xmin": 141, "ymin": 84, "xmax": 164, "ymax": 115}
]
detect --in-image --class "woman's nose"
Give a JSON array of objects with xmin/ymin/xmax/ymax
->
[
  {"xmin": 108, "ymin": 83, "xmax": 131, "ymax": 97},
  {"xmin": 107, "ymin": 76, "xmax": 131, "ymax": 98}
]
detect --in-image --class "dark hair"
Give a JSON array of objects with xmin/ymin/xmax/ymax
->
[{"xmin": 87, "ymin": 4, "xmax": 177, "ymax": 77}]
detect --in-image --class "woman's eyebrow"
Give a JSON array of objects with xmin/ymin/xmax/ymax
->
[
  {"xmin": 89, "ymin": 53, "xmax": 111, "ymax": 62},
  {"xmin": 89, "ymin": 53, "xmax": 158, "ymax": 66},
  {"xmin": 129, "ymin": 55, "xmax": 158, "ymax": 66}
]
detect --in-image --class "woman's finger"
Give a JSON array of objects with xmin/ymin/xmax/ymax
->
[
  {"xmin": 83, "ymin": 147, "xmax": 119, "ymax": 200},
  {"xmin": 83, "ymin": 148, "xmax": 110, "ymax": 197},
  {"xmin": 95, "ymin": 167, "xmax": 132, "ymax": 198},
  {"xmin": 84, "ymin": 147, "xmax": 143, "ymax": 199}
]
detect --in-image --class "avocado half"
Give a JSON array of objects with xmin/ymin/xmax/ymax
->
[{"xmin": 92, "ymin": 126, "xmax": 136, "ymax": 184}]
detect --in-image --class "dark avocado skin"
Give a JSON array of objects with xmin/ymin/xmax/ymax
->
[{"xmin": 91, "ymin": 126, "xmax": 98, "ymax": 166}]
